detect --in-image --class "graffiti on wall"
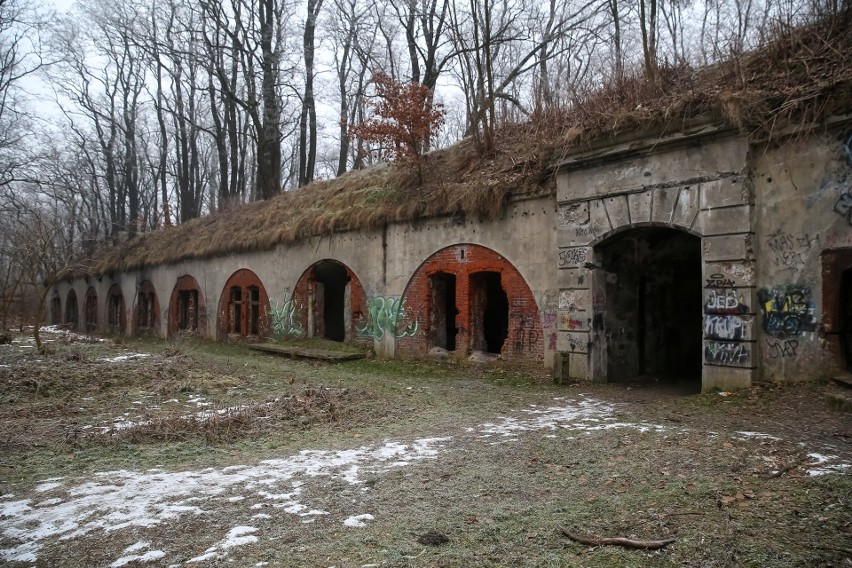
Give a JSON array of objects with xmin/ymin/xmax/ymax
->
[
  {"xmin": 765, "ymin": 231, "xmax": 819, "ymax": 275},
  {"xmin": 704, "ymin": 314, "xmax": 752, "ymax": 340},
  {"xmin": 766, "ymin": 337, "xmax": 799, "ymax": 358},
  {"xmin": 758, "ymin": 285, "xmax": 817, "ymax": 338},
  {"xmin": 703, "ymin": 273, "xmax": 752, "ymax": 366},
  {"xmin": 704, "ymin": 341, "xmax": 751, "ymax": 366},
  {"xmin": 268, "ymin": 291, "xmax": 303, "ymax": 337},
  {"xmin": 357, "ymin": 297, "xmax": 418, "ymax": 341},
  {"xmin": 704, "ymin": 288, "xmax": 749, "ymax": 314},
  {"xmin": 831, "ymin": 132, "xmax": 852, "ymax": 224},
  {"xmin": 557, "ymin": 247, "xmax": 587, "ymax": 268},
  {"xmin": 512, "ymin": 315, "xmax": 539, "ymax": 352}
]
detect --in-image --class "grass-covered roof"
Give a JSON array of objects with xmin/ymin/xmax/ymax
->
[{"xmin": 92, "ymin": 11, "xmax": 852, "ymax": 274}]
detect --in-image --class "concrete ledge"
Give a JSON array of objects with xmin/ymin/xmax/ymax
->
[
  {"xmin": 826, "ymin": 393, "xmax": 852, "ymax": 412},
  {"xmin": 249, "ymin": 344, "xmax": 366, "ymax": 362}
]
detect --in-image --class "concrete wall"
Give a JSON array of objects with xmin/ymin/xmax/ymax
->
[
  {"xmin": 752, "ymin": 124, "xmax": 852, "ymax": 381},
  {"xmin": 51, "ymin": 195, "xmax": 559, "ymax": 366},
  {"xmin": 50, "ymin": 119, "xmax": 852, "ymax": 386},
  {"xmin": 555, "ymin": 128, "xmax": 755, "ymax": 391}
]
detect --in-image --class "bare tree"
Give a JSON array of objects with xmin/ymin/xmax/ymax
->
[{"xmin": 298, "ymin": 0, "xmax": 323, "ymax": 187}]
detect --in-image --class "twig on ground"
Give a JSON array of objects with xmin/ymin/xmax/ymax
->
[{"xmin": 560, "ymin": 527, "xmax": 676, "ymax": 550}]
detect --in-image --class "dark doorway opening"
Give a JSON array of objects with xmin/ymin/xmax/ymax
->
[
  {"xmin": 65, "ymin": 290, "xmax": 78, "ymax": 331},
  {"xmin": 596, "ymin": 227, "xmax": 702, "ymax": 388},
  {"xmin": 841, "ymin": 268, "xmax": 852, "ymax": 372},
  {"xmin": 313, "ymin": 261, "xmax": 349, "ymax": 342},
  {"xmin": 471, "ymin": 271, "xmax": 509, "ymax": 354},
  {"xmin": 430, "ymin": 272, "xmax": 458, "ymax": 351},
  {"xmin": 50, "ymin": 295, "xmax": 61, "ymax": 325}
]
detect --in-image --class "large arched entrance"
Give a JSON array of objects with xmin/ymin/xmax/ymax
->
[
  {"xmin": 292, "ymin": 260, "xmax": 367, "ymax": 342},
  {"xmin": 594, "ymin": 227, "xmax": 702, "ymax": 388},
  {"xmin": 400, "ymin": 244, "xmax": 541, "ymax": 361}
]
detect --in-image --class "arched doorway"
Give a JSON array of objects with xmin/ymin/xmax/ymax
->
[
  {"xmin": 168, "ymin": 275, "xmax": 207, "ymax": 337},
  {"xmin": 65, "ymin": 290, "xmax": 79, "ymax": 331},
  {"xmin": 134, "ymin": 281, "xmax": 160, "ymax": 335},
  {"xmin": 292, "ymin": 260, "xmax": 367, "ymax": 342},
  {"xmin": 84, "ymin": 287, "xmax": 98, "ymax": 333},
  {"xmin": 594, "ymin": 227, "xmax": 702, "ymax": 388},
  {"xmin": 106, "ymin": 284, "xmax": 125, "ymax": 334},
  {"xmin": 401, "ymin": 244, "xmax": 541, "ymax": 360},
  {"xmin": 218, "ymin": 269, "xmax": 270, "ymax": 340}
]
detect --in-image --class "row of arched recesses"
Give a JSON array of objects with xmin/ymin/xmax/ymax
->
[{"xmin": 46, "ymin": 247, "xmax": 545, "ymax": 361}]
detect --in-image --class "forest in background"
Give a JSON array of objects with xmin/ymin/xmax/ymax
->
[{"xmin": 0, "ymin": 0, "xmax": 847, "ymax": 328}]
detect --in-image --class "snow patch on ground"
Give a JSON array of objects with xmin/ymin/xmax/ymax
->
[
  {"xmin": 806, "ymin": 452, "xmax": 852, "ymax": 476},
  {"xmin": 100, "ymin": 353, "xmax": 151, "ymax": 363},
  {"xmin": 472, "ymin": 396, "xmax": 662, "ymax": 438},
  {"xmin": 111, "ymin": 541, "xmax": 166, "ymax": 567},
  {"xmin": 2, "ymin": 395, "xmax": 848, "ymax": 565},
  {"xmin": 343, "ymin": 514, "xmax": 374, "ymax": 527},
  {"xmin": 186, "ymin": 526, "xmax": 259, "ymax": 563},
  {"xmin": 0, "ymin": 438, "xmax": 447, "ymax": 563}
]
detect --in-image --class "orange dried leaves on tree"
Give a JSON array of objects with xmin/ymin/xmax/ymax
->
[{"xmin": 351, "ymin": 72, "xmax": 445, "ymax": 166}]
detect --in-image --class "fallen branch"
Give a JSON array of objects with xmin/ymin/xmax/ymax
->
[{"xmin": 560, "ymin": 527, "xmax": 676, "ymax": 550}]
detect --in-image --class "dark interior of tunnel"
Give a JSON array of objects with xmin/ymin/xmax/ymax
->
[
  {"xmin": 313, "ymin": 261, "xmax": 350, "ymax": 342},
  {"xmin": 596, "ymin": 227, "xmax": 702, "ymax": 388},
  {"xmin": 472, "ymin": 271, "xmax": 509, "ymax": 354},
  {"xmin": 430, "ymin": 272, "xmax": 458, "ymax": 351}
]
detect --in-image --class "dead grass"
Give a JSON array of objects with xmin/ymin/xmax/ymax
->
[
  {"xmin": 85, "ymin": 10, "xmax": 852, "ymax": 275},
  {"xmin": 1, "ymin": 330, "xmax": 851, "ymax": 566}
]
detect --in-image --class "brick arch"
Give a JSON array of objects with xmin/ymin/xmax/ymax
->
[
  {"xmin": 399, "ymin": 243, "xmax": 542, "ymax": 361},
  {"xmin": 84, "ymin": 286, "xmax": 98, "ymax": 333},
  {"xmin": 217, "ymin": 269, "xmax": 271, "ymax": 340},
  {"xmin": 168, "ymin": 275, "xmax": 207, "ymax": 337},
  {"xmin": 133, "ymin": 280, "xmax": 161, "ymax": 335},
  {"xmin": 292, "ymin": 259, "xmax": 367, "ymax": 342},
  {"xmin": 106, "ymin": 284, "xmax": 126, "ymax": 334},
  {"xmin": 65, "ymin": 289, "xmax": 79, "ymax": 331}
]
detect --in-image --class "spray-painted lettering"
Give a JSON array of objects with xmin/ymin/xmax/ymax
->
[
  {"xmin": 558, "ymin": 248, "xmax": 587, "ymax": 268},
  {"xmin": 766, "ymin": 232, "xmax": 819, "ymax": 274},
  {"xmin": 704, "ymin": 289, "xmax": 749, "ymax": 314},
  {"xmin": 705, "ymin": 273, "xmax": 735, "ymax": 288},
  {"xmin": 704, "ymin": 314, "xmax": 751, "ymax": 340},
  {"xmin": 758, "ymin": 285, "xmax": 817, "ymax": 338},
  {"xmin": 766, "ymin": 338, "xmax": 799, "ymax": 359},
  {"xmin": 513, "ymin": 316, "xmax": 539, "ymax": 351},
  {"xmin": 704, "ymin": 341, "xmax": 751, "ymax": 366}
]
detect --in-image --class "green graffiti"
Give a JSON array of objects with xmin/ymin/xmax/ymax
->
[
  {"xmin": 357, "ymin": 297, "xmax": 418, "ymax": 341},
  {"xmin": 268, "ymin": 291, "xmax": 303, "ymax": 338}
]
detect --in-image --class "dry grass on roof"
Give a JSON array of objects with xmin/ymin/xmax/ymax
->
[{"xmin": 92, "ymin": 10, "xmax": 852, "ymax": 275}]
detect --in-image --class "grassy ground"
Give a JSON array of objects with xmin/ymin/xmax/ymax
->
[{"xmin": 1, "ymin": 328, "xmax": 850, "ymax": 567}]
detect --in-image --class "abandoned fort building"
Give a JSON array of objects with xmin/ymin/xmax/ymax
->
[{"xmin": 48, "ymin": 113, "xmax": 852, "ymax": 393}]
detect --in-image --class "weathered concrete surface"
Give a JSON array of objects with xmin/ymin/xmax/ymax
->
[
  {"xmin": 752, "ymin": 125, "xmax": 852, "ymax": 382},
  {"xmin": 52, "ymin": 195, "xmax": 559, "ymax": 366},
  {"xmin": 50, "ymin": 118, "xmax": 852, "ymax": 390}
]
